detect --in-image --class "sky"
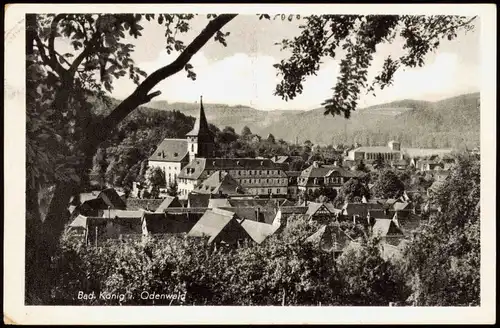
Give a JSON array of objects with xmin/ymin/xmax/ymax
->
[{"xmin": 64, "ymin": 15, "xmax": 481, "ymax": 111}]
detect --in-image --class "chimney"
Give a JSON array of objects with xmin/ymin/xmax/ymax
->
[{"xmin": 256, "ymin": 207, "xmax": 261, "ymax": 222}]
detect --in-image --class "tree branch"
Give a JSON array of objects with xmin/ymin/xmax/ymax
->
[
  {"xmin": 48, "ymin": 14, "xmax": 68, "ymax": 77},
  {"xmin": 68, "ymin": 16, "xmax": 104, "ymax": 77},
  {"xmin": 83, "ymin": 14, "xmax": 238, "ymax": 153}
]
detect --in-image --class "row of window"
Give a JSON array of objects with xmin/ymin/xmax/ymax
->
[
  {"xmin": 248, "ymin": 188, "xmax": 284, "ymax": 194},
  {"xmin": 365, "ymin": 152, "xmax": 399, "ymax": 160},
  {"xmin": 299, "ymin": 177, "xmax": 348, "ymax": 185},
  {"xmin": 237, "ymin": 178, "xmax": 287, "ymax": 185},
  {"xmin": 205, "ymin": 169, "xmax": 280, "ymax": 177}
]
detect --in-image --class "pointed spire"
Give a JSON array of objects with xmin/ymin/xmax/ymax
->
[{"xmin": 186, "ymin": 95, "xmax": 210, "ymax": 137}]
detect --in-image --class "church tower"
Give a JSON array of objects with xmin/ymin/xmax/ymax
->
[{"xmin": 186, "ymin": 96, "xmax": 215, "ymax": 162}]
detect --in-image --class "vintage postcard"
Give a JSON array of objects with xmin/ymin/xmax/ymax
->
[{"xmin": 4, "ymin": 3, "xmax": 496, "ymax": 325}]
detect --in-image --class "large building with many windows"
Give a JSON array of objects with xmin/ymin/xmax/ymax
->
[
  {"xmin": 148, "ymin": 96, "xmax": 215, "ymax": 187},
  {"xmin": 177, "ymin": 158, "xmax": 288, "ymax": 199},
  {"xmin": 347, "ymin": 140, "xmax": 404, "ymax": 163}
]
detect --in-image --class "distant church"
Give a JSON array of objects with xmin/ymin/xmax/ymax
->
[{"xmin": 148, "ymin": 96, "xmax": 215, "ymax": 186}]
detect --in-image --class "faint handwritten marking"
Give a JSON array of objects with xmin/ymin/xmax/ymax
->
[{"xmin": 5, "ymin": 17, "xmax": 25, "ymax": 45}]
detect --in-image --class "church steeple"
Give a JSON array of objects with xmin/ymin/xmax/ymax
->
[
  {"xmin": 186, "ymin": 96, "xmax": 210, "ymax": 137},
  {"xmin": 186, "ymin": 96, "xmax": 214, "ymax": 162}
]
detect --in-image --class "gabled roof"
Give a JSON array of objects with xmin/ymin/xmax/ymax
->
[
  {"xmin": 68, "ymin": 214, "xmax": 89, "ymax": 229},
  {"xmin": 342, "ymin": 202, "xmax": 384, "ymax": 217},
  {"xmin": 238, "ymin": 219, "xmax": 279, "ymax": 244},
  {"xmin": 188, "ymin": 193, "xmax": 211, "ymax": 208},
  {"xmin": 98, "ymin": 188, "xmax": 127, "ymax": 209},
  {"xmin": 219, "ymin": 207, "xmax": 276, "ymax": 224},
  {"xmin": 126, "ymin": 198, "xmax": 164, "ymax": 211},
  {"xmin": 142, "ymin": 212, "xmax": 196, "ymax": 235},
  {"xmin": 187, "ymin": 208, "xmax": 248, "ymax": 244},
  {"xmin": 178, "ymin": 158, "xmax": 282, "ymax": 180},
  {"xmin": 372, "ymin": 219, "xmax": 404, "ymax": 237},
  {"xmin": 306, "ymin": 202, "xmax": 334, "ymax": 218},
  {"xmin": 104, "ymin": 209, "xmax": 144, "ymax": 219},
  {"xmin": 208, "ymin": 198, "xmax": 231, "ymax": 208},
  {"xmin": 305, "ymin": 224, "xmax": 353, "ymax": 252},
  {"xmin": 193, "ymin": 171, "xmax": 245, "ymax": 196},
  {"xmin": 279, "ymin": 206, "xmax": 308, "ymax": 215},
  {"xmin": 227, "ymin": 198, "xmax": 280, "ymax": 209},
  {"xmin": 155, "ymin": 196, "xmax": 182, "ymax": 212},
  {"xmin": 148, "ymin": 138, "xmax": 189, "ymax": 162},
  {"xmin": 393, "ymin": 202, "xmax": 411, "ymax": 211}
]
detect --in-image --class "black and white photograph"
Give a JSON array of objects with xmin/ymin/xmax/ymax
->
[{"xmin": 4, "ymin": 3, "xmax": 496, "ymax": 325}]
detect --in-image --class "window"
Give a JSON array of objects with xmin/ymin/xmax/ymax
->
[
  {"xmin": 191, "ymin": 144, "xmax": 194, "ymax": 152},
  {"xmin": 249, "ymin": 171, "xmax": 252, "ymax": 176},
  {"xmin": 268, "ymin": 189, "xmax": 272, "ymax": 194},
  {"xmin": 238, "ymin": 171, "xmax": 241, "ymax": 175},
  {"xmin": 267, "ymin": 170, "xmax": 270, "ymax": 175}
]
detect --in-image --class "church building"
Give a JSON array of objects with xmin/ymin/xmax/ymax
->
[{"xmin": 148, "ymin": 96, "xmax": 215, "ymax": 187}]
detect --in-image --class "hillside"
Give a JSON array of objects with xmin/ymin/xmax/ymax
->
[{"xmin": 107, "ymin": 92, "xmax": 479, "ymax": 149}]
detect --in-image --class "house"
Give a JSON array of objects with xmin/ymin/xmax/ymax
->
[
  {"xmin": 298, "ymin": 161, "xmax": 363, "ymax": 194},
  {"xmin": 141, "ymin": 212, "xmax": 198, "ymax": 237},
  {"xmin": 155, "ymin": 196, "xmax": 183, "ymax": 212},
  {"xmin": 274, "ymin": 206, "xmax": 309, "ymax": 228},
  {"xmin": 371, "ymin": 219, "xmax": 405, "ymax": 246},
  {"xmin": 340, "ymin": 202, "xmax": 385, "ymax": 223},
  {"xmin": 347, "ymin": 140, "xmax": 404, "ymax": 163},
  {"xmin": 125, "ymin": 198, "xmax": 165, "ymax": 211},
  {"xmin": 218, "ymin": 207, "xmax": 277, "ymax": 225},
  {"xmin": 69, "ymin": 188, "xmax": 127, "ymax": 218},
  {"xmin": 187, "ymin": 193, "xmax": 211, "ymax": 208},
  {"xmin": 148, "ymin": 96, "xmax": 215, "ymax": 187},
  {"xmin": 208, "ymin": 198, "xmax": 232, "ymax": 208},
  {"xmin": 415, "ymin": 159, "xmax": 444, "ymax": 172},
  {"xmin": 178, "ymin": 158, "xmax": 288, "ymax": 198},
  {"xmin": 67, "ymin": 214, "xmax": 142, "ymax": 245},
  {"xmin": 191, "ymin": 171, "xmax": 246, "ymax": 197},
  {"xmin": 390, "ymin": 158, "xmax": 409, "ymax": 170},
  {"xmin": 285, "ymin": 171, "xmax": 301, "ymax": 198},
  {"xmin": 187, "ymin": 208, "xmax": 251, "ymax": 246},
  {"xmin": 305, "ymin": 223, "xmax": 353, "ymax": 255},
  {"xmin": 304, "ymin": 202, "xmax": 339, "ymax": 224},
  {"xmin": 238, "ymin": 219, "xmax": 280, "ymax": 245}
]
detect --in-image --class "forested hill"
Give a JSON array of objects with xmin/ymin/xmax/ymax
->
[{"xmin": 142, "ymin": 92, "xmax": 480, "ymax": 149}]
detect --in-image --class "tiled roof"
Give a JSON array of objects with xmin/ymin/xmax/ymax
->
[
  {"xmin": 126, "ymin": 198, "xmax": 164, "ymax": 211},
  {"xmin": 164, "ymin": 207, "xmax": 209, "ymax": 214},
  {"xmin": 342, "ymin": 202, "xmax": 384, "ymax": 217},
  {"xmin": 238, "ymin": 219, "xmax": 279, "ymax": 244},
  {"xmin": 227, "ymin": 198, "xmax": 280, "ymax": 209},
  {"xmin": 305, "ymin": 224, "xmax": 352, "ymax": 252},
  {"xmin": 285, "ymin": 171, "xmax": 301, "ymax": 177},
  {"xmin": 143, "ymin": 212, "xmax": 196, "ymax": 235},
  {"xmin": 188, "ymin": 193, "xmax": 211, "ymax": 208},
  {"xmin": 193, "ymin": 171, "xmax": 245, "ymax": 196},
  {"xmin": 68, "ymin": 214, "xmax": 88, "ymax": 229},
  {"xmin": 104, "ymin": 209, "xmax": 144, "ymax": 218},
  {"xmin": 148, "ymin": 138, "xmax": 189, "ymax": 162},
  {"xmin": 351, "ymin": 146, "xmax": 399, "ymax": 153},
  {"xmin": 279, "ymin": 206, "xmax": 308, "ymax": 215},
  {"xmin": 97, "ymin": 188, "xmax": 127, "ymax": 209},
  {"xmin": 155, "ymin": 196, "xmax": 182, "ymax": 212},
  {"xmin": 219, "ymin": 207, "xmax": 276, "ymax": 225},
  {"xmin": 208, "ymin": 198, "xmax": 231, "ymax": 208},
  {"xmin": 178, "ymin": 158, "xmax": 281, "ymax": 180},
  {"xmin": 187, "ymin": 208, "xmax": 246, "ymax": 244},
  {"xmin": 372, "ymin": 219, "xmax": 404, "ymax": 237}
]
